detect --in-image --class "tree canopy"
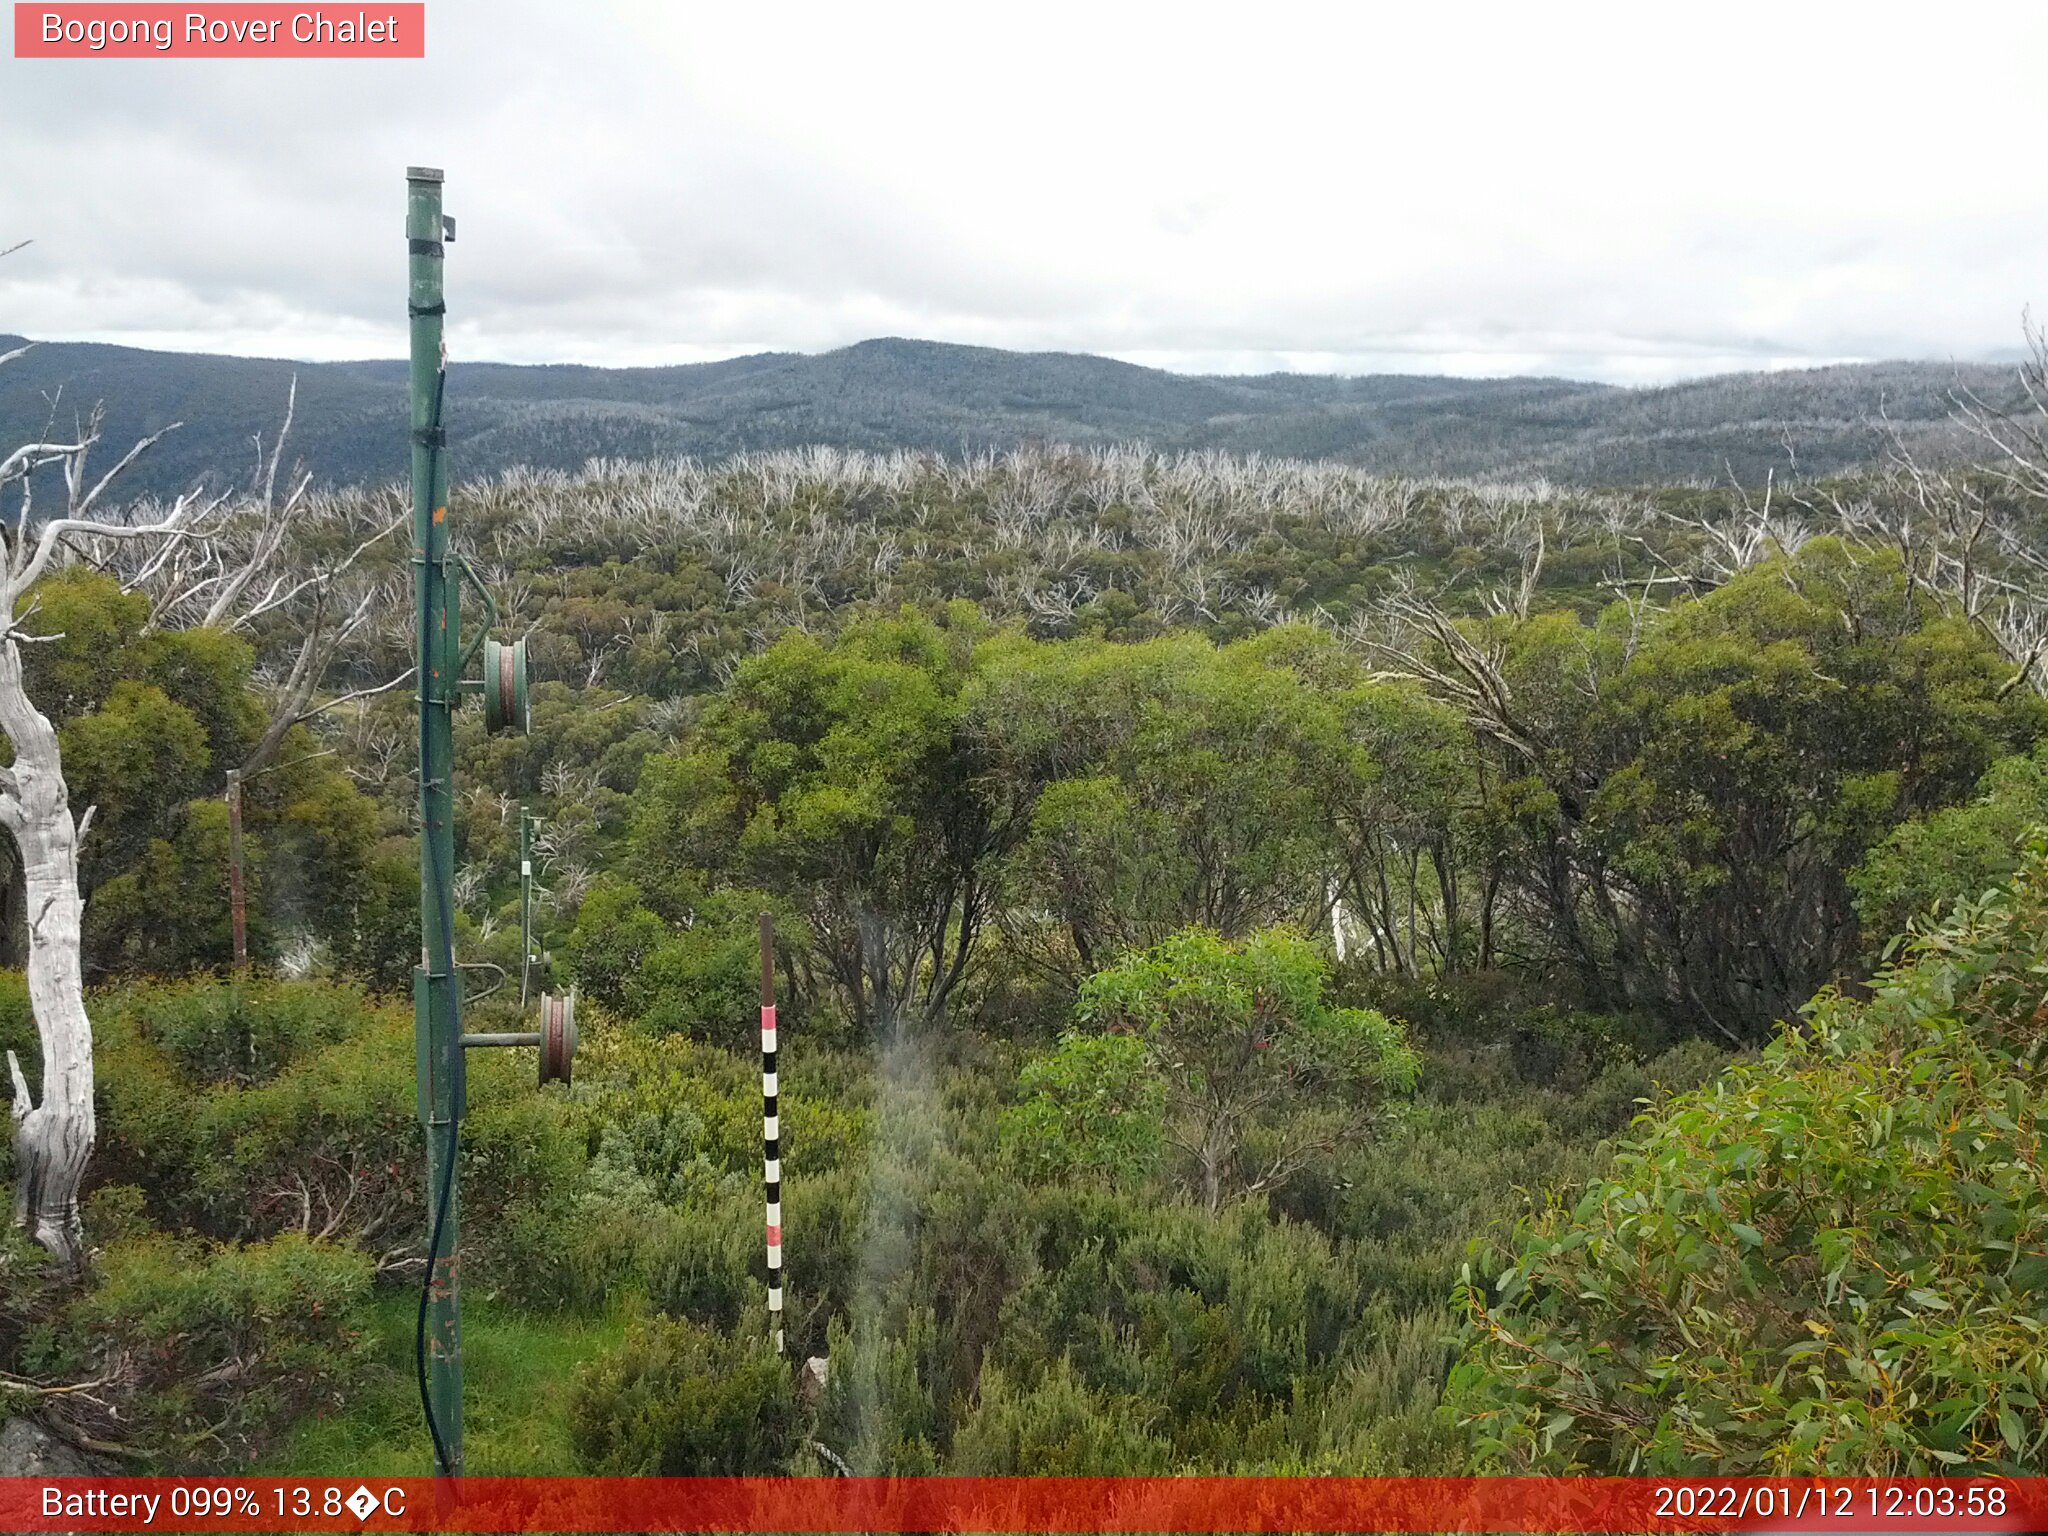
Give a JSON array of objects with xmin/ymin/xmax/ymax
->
[
  {"xmin": 1450, "ymin": 845, "xmax": 2048, "ymax": 1473},
  {"xmin": 5, "ymin": 570, "xmax": 383, "ymax": 978}
]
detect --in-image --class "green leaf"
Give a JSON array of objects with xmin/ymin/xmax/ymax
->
[
  {"xmin": 1999, "ymin": 1406, "xmax": 2026, "ymax": 1453},
  {"xmin": 2011, "ymin": 1257, "xmax": 2048, "ymax": 1296}
]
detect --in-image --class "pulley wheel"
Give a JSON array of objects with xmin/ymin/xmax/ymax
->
[
  {"xmin": 538, "ymin": 991, "xmax": 576, "ymax": 1085},
  {"xmin": 482, "ymin": 637, "xmax": 529, "ymax": 735}
]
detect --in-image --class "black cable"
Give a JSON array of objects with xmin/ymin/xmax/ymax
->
[
  {"xmin": 413, "ymin": 357, "xmax": 459, "ymax": 1479},
  {"xmin": 416, "ymin": 1118, "xmax": 458, "ymax": 1476}
]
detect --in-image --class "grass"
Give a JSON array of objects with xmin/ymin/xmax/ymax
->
[{"xmin": 266, "ymin": 1292, "xmax": 630, "ymax": 1476}]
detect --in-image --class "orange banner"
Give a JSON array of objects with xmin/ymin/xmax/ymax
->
[{"xmin": 13, "ymin": 4, "xmax": 424, "ymax": 57}]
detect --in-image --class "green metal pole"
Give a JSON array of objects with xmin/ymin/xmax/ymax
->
[{"xmin": 407, "ymin": 164, "xmax": 464, "ymax": 1478}]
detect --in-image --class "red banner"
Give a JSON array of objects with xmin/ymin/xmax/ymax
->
[
  {"xmin": 13, "ymin": 4, "xmax": 424, "ymax": 57},
  {"xmin": 1, "ymin": 1477, "xmax": 2044, "ymax": 1532}
]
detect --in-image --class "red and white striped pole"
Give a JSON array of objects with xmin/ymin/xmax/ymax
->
[{"xmin": 759, "ymin": 912, "xmax": 783, "ymax": 1355}]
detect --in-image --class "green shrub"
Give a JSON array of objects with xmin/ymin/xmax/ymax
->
[
  {"xmin": 329, "ymin": 852, "xmax": 419, "ymax": 995},
  {"xmin": 1000, "ymin": 1032, "xmax": 1163, "ymax": 1187},
  {"xmin": 563, "ymin": 878, "xmax": 669, "ymax": 1017},
  {"xmin": 950, "ymin": 1358, "xmax": 1169, "ymax": 1473},
  {"xmin": 566, "ymin": 878, "xmax": 780, "ymax": 1042},
  {"xmin": 92, "ymin": 982, "xmax": 418, "ymax": 1246},
  {"xmin": 568, "ymin": 1318, "xmax": 794, "ymax": 1474},
  {"xmin": 0, "ymin": 1226, "xmax": 65, "ymax": 1382},
  {"xmin": 1075, "ymin": 927, "xmax": 1418, "ymax": 1212},
  {"xmin": 0, "ymin": 969, "xmax": 33, "ymax": 1078},
  {"xmin": 813, "ymin": 1308, "xmax": 942, "ymax": 1474},
  {"xmin": 1349, "ymin": 971, "xmax": 1681, "ymax": 1092},
  {"xmin": 981, "ymin": 1188, "xmax": 1353, "ymax": 1465},
  {"xmin": 641, "ymin": 1198, "xmax": 756, "ymax": 1330},
  {"xmin": 89, "ymin": 979, "xmax": 585, "ymax": 1276},
  {"xmin": 581, "ymin": 1029, "xmax": 868, "ymax": 1201},
  {"xmin": 0, "ymin": 971, "xmax": 29, "ymax": 1191},
  {"xmin": 105, "ymin": 977, "xmax": 371, "ymax": 1085},
  {"xmin": 779, "ymin": 1165, "xmax": 870, "ymax": 1350},
  {"xmin": 70, "ymin": 1233, "xmax": 372, "ymax": 1466},
  {"xmin": 460, "ymin": 1060, "xmax": 593, "ymax": 1299},
  {"xmin": 1852, "ymin": 741, "xmax": 2048, "ymax": 943},
  {"xmin": 82, "ymin": 1183, "xmax": 156, "ymax": 1247},
  {"xmin": 1309, "ymin": 1305, "xmax": 1466, "ymax": 1473},
  {"xmin": 1448, "ymin": 848, "xmax": 2048, "ymax": 1473}
]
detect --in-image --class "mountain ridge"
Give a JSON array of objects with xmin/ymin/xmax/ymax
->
[{"xmin": 0, "ymin": 332, "xmax": 2013, "ymax": 497}]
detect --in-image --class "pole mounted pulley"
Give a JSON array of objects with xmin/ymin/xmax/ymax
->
[
  {"xmin": 481, "ymin": 636, "xmax": 528, "ymax": 735},
  {"xmin": 451, "ymin": 555, "xmax": 527, "ymax": 737},
  {"xmin": 539, "ymin": 992, "xmax": 577, "ymax": 1084},
  {"xmin": 460, "ymin": 990, "xmax": 577, "ymax": 1086}
]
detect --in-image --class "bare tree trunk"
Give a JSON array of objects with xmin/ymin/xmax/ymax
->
[
  {"xmin": 1197, "ymin": 1119, "xmax": 1233, "ymax": 1215},
  {"xmin": 0, "ymin": 641, "xmax": 94, "ymax": 1273},
  {"xmin": 0, "ymin": 328, "xmax": 213, "ymax": 1272}
]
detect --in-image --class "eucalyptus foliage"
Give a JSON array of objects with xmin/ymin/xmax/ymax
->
[
  {"xmin": 1450, "ymin": 847, "xmax": 2048, "ymax": 1473},
  {"xmin": 1071, "ymin": 928, "xmax": 1419, "ymax": 1212}
]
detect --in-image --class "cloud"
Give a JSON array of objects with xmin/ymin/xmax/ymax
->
[{"xmin": 3, "ymin": 0, "xmax": 2045, "ymax": 383}]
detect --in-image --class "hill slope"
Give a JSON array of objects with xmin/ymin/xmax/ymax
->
[{"xmin": 0, "ymin": 333, "xmax": 2014, "ymax": 498}]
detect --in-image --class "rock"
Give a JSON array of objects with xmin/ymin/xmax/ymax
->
[
  {"xmin": 0, "ymin": 1416, "xmax": 103, "ymax": 1477},
  {"xmin": 798, "ymin": 1354, "xmax": 830, "ymax": 1406}
]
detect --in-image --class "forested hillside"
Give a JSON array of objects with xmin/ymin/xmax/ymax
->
[
  {"xmin": 0, "ymin": 333, "xmax": 2021, "ymax": 499},
  {"xmin": 3, "ymin": 422, "xmax": 2046, "ymax": 1476}
]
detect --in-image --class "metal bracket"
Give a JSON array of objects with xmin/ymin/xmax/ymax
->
[{"xmin": 454, "ymin": 553, "xmax": 498, "ymax": 676}]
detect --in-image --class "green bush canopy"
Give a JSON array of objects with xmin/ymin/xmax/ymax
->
[{"xmin": 1449, "ymin": 844, "xmax": 2048, "ymax": 1473}]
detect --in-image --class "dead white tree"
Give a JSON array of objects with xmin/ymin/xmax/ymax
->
[
  {"xmin": 1799, "ymin": 329, "xmax": 2048, "ymax": 701},
  {"xmin": 92, "ymin": 384, "xmax": 413, "ymax": 777},
  {"xmin": 1, "ymin": 380, "xmax": 206, "ymax": 1272},
  {"xmin": 73, "ymin": 394, "xmax": 414, "ymax": 972}
]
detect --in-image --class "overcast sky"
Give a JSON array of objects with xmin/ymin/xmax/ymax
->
[{"xmin": 3, "ymin": 1, "xmax": 2044, "ymax": 384}]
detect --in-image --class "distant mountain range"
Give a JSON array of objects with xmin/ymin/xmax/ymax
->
[{"xmin": 0, "ymin": 333, "xmax": 2017, "ymax": 500}]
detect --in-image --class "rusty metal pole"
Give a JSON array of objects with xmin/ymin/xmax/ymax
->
[{"xmin": 225, "ymin": 769, "xmax": 247, "ymax": 972}]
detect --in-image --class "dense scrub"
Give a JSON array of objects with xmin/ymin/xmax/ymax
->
[
  {"xmin": 1450, "ymin": 849, "xmax": 2048, "ymax": 1474},
  {"xmin": 0, "ymin": 962, "xmax": 1719, "ymax": 1472},
  {"xmin": 6, "ymin": 442, "xmax": 2047, "ymax": 1474}
]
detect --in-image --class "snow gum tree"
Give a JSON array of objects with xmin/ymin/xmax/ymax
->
[{"xmin": 1, "ymin": 344, "xmax": 201, "ymax": 1271}]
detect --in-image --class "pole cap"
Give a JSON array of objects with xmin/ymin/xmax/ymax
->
[{"xmin": 407, "ymin": 166, "xmax": 445, "ymax": 183}]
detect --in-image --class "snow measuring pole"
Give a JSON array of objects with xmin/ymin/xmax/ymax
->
[{"xmin": 408, "ymin": 166, "xmax": 573, "ymax": 1479}]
